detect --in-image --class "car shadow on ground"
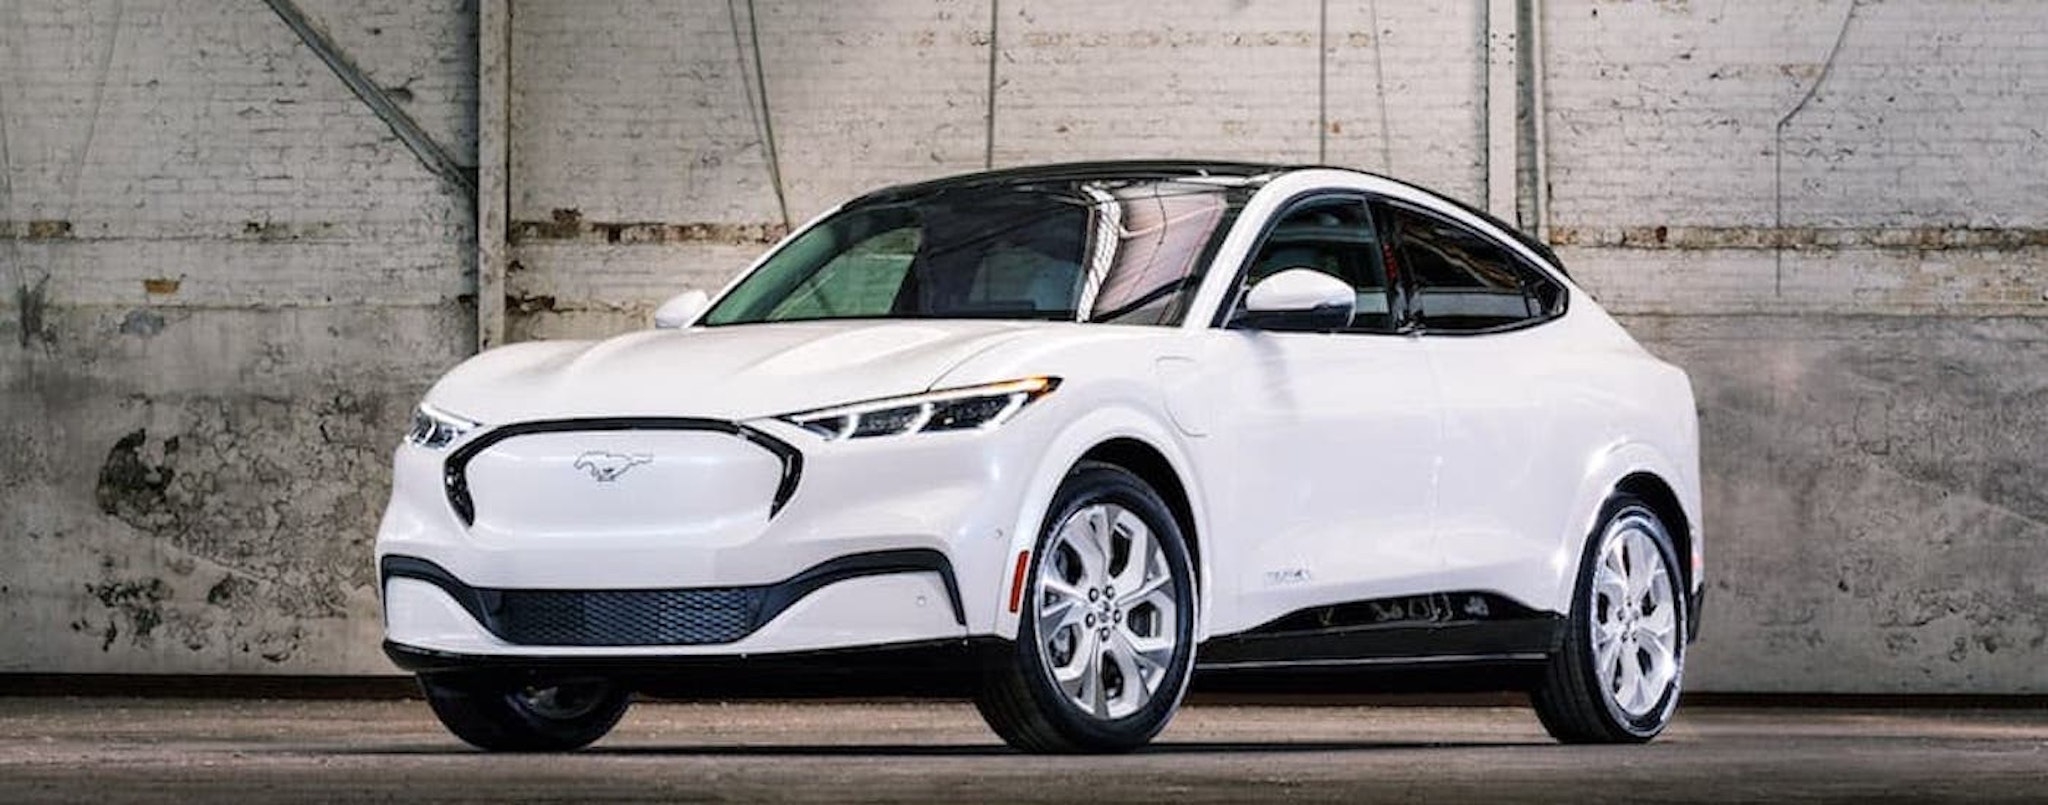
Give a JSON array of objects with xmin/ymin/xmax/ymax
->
[{"xmin": 312, "ymin": 739, "xmax": 1536, "ymax": 757}]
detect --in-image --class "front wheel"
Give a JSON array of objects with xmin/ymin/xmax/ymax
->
[
  {"xmin": 975, "ymin": 462, "xmax": 1198, "ymax": 753},
  {"xmin": 1532, "ymin": 495, "xmax": 1688, "ymax": 743},
  {"xmin": 419, "ymin": 674, "xmax": 630, "ymax": 752}
]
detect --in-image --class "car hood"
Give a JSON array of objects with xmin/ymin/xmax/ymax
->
[{"xmin": 426, "ymin": 320, "xmax": 1050, "ymax": 424}]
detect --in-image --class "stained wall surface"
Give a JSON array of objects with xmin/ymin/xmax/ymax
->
[{"xmin": 1, "ymin": 0, "xmax": 2041, "ymax": 692}]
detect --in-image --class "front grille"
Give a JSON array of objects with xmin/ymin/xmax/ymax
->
[{"xmin": 492, "ymin": 587, "xmax": 765, "ymax": 646}]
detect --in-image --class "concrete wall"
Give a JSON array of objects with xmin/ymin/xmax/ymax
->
[
  {"xmin": 0, "ymin": 0, "xmax": 475, "ymax": 672},
  {"xmin": 2, "ymin": 0, "xmax": 2043, "ymax": 692},
  {"xmin": 1545, "ymin": 0, "xmax": 2048, "ymax": 692}
]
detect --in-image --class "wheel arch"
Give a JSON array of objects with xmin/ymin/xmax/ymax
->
[
  {"xmin": 1554, "ymin": 441, "xmax": 1703, "ymax": 614},
  {"xmin": 992, "ymin": 404, "xmax": 1212, "ymax": 642},
  {"xmin": 1612, "ymin": 471, "xmax": 1694, "ymax": 594},
  {"xmin": 1077, "ymin": 438, "xmax": 1201, "ymax": 580}
]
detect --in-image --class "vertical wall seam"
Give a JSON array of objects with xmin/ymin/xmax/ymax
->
[
  {"xmin": 724, "ymin": 0, "xmax": 769, "ymax": 198},
  {"xmin": 1529, "ymin": 0, "xmax": 1548, "ymax": 240},
  {"xmin": 0, "ymin": 1, "xmax": 19, "ymax": 315},
  {"xmin": 984, "ymin": 0, "xmax": 1000, "ymax": 170},
  {"xmin": 1367, "ymin": 0, "xmax": 1393, "ymax": 173},
  {"xmin": 1317, "ymin": 0, "xmax": 1329, "ymax": 164},
  {"xmin": 1484, "ymin": 0, "xmax": 1519, "ymax": 219},
  {"xmin": 1517, "ymin": 0, "xmax": 1548, "ymax": 238},
  {"xmin": 476, "ymin": 0, "xmax": 511, "ymax": 350},
  {"xmin": 744, "ymin": 0, "xmax": 791, "ymax": 231},
  {"xmin": 1774, "ymin": 0, "xmax": 1861, "ymax": 296},
  {"xmin": 0, "ymin": 1, "xmax": 15, "ymax": 241}
]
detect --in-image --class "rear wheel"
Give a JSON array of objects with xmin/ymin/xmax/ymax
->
[
  {"xmin": 419, "ymin": 674, "xmax": 630, "ymax": 752},
  {"xmin": 975, "ymin": 462, "xmax": 1197, "ymax": 753},
  {"xmin": 1532, "ymin": 495, "xmax": 1687, "ymax": 743}
]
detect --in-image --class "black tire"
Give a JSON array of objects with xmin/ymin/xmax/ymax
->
[
  {"xmin": 419, "ymin": 674, "xmax": 630, "ymax": 752},
  {"xmin": 1532, "ymin": 495, "xmax": 1688, "ymax": 744},
  {"xmin": 975, "ymin": 461, "xmax": 1198, "ymax": 754}
]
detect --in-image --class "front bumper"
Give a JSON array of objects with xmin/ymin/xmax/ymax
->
[
  {"xmin": 377, "ymin": 413, "xmax": 1052, "ymax": 658},
  {"xmin": 382, "ymin": 550, "xmax": 963, "ymax": 651}
]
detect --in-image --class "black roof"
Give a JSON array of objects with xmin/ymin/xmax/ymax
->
[
  {"xmin": 850, "ymin": 160, "xmax": 1565, "ymax": 273},
  {"xmin": 853, "ymin": 160, "xmax": 1292, "ymax": 204}
]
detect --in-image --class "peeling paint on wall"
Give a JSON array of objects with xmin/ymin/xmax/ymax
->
[
  {"xmin": 5, "ymin": 0, "xmax": 2048, "ymax": 693},
  {"xmin": 13, "ymin": 272, "xmax": 52, "ymax": 348},
  {"xmin": 118, "ymin": 308, "xmax": 165, "ymax": 337},
  {"xmin": 510, "ymin": 209, "xmax": 789, "ymax": 246}
]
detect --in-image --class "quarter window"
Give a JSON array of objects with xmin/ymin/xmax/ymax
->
[{"xmin": 1383, "ymin": 205, "xmax": 1563, "ymax": 333}]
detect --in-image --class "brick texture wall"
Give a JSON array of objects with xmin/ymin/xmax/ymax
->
[
  {"xmin": 0, "ymin": 0, "xmax": 474, "ymax": 673},
  {"xmin": 1539, "ymin": 0, "xmax": 2048, "ymax": 692},
  {"xmin": 2, "ymin": 0, "xmax": 2043, "ymax": 691}
]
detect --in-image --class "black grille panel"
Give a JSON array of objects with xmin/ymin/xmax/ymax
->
[{"xmin": 492, "ymin": 587, "xmax": 765, "ymax": 647}]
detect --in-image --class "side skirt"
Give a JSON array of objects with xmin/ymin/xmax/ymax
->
[{"xmin": 1193, "ymin": 592, "xmax": 1564, "ymax": 693}]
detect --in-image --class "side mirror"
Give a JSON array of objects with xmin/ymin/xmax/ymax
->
[
  {"xmin": 1232, "ymin": 268, "xmax": 1355, "ymax": 332},
  {"xmin": 652, "ymin": 290, "xmax": 710, "ymax": 329}
]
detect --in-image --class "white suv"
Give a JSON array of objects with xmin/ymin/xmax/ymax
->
[{"xmin": 378, "ymin": 162, "xmax": 1703, "ymax": 753}]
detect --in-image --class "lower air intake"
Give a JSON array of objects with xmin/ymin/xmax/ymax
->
[{"xmin": 493, "ymin": 587, "xmax": 765, "ymax": 646}]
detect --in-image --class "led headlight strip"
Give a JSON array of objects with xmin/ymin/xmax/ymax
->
[
  {"xmin": 780, "ymin": 377, "xmax": 1060, "ymax": 441},
  {"xmin": 406, "ymin": 403, "xmax": 480, "ymax": 449}
]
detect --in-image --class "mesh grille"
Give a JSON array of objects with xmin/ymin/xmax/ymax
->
[{"xmin": 491, "ymin": 587, "xmax": 765, "ymax": 646}]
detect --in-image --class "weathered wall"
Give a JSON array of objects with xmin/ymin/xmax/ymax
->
[
  {"xmin": 2, "ymin": 0, "xmax": 2043, "ymax": 692},
  {"xmin": 0, "ymin": 0, "xmax": 475, "ymax": 672},
  {"xmin": 504, "ymin": 0, "xmax": 1487, "ymax": 339},
  {"xmin": 1543, "ymin": 0, "xmax": 2048, "ymax": 692},
  {"xmin": 501, "ymin": 0, "xmax": 2048, "ymax": 694}
]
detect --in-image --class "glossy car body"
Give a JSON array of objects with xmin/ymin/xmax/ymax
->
[{"xmin": 378, "ymin": 162, "xmax": 1703, "ymax": 749}]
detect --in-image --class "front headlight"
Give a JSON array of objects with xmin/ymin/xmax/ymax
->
[
  {"xmin": 406, "ymin": 403, "xmax": 479, "ymax": 449},
  {"xmin": 779, "ymin": 377, "xmax": 1060, "ymax": 441}
]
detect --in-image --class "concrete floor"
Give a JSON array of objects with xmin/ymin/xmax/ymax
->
[{"xmin": 1, "ymin": 699, "xmax": 2044, "ymax": 803}]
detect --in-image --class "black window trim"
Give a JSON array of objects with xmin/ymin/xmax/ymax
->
[
  {"xmin": 1372, "ymin": 198, "xmax": 1570, "ymax": 338},
  {"xmin": 1206, "ymin": 190, "xmax": 1408, "ymax": 336}
]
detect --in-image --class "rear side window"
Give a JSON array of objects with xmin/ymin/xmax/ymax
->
[{"xmin": 1382, "ymin": 204, "xmax": 1563, "ymax": 334}]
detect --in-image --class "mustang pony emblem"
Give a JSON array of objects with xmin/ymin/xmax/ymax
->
[{"xmin": 573, "ymin": 451, "xmax": 652, "ymax": 482}]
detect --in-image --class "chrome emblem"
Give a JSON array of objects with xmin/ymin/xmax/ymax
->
[{"xmin": 573, "ymin": 451, "xmax": 652, "ymax": 482}]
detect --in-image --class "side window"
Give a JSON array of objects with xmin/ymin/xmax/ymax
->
[
  {"xmin": 1241, "ymin": 198, "xmax": 1395, "ymax": 333},
  {"xmin": 768, "ymin": 227, "xmax": 920, "ymax": 319},
  {"xmin": 1383, "ymin": 205, "xmax": 1562, "ymax": 333}
]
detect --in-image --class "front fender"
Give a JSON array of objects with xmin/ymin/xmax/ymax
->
[{"xmin": 988, "ymin": 403, "xmax": 1213, "ymax": 642}]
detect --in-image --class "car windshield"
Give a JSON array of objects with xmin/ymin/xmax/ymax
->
[{"xmin": 700, "ymin": 178, "xmax": 1252, "ymax": 327}]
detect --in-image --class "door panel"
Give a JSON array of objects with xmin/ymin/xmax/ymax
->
[
  {"xmin": 1376, "ymin": 200, "xmax": 1579, "ymax": 609},
  {"xmin": 1421, "ymin": 329, "xmax": 1575, "ymax": 595},
  {"xmin": 1194, "ymin": 195, "xmax": 1444, "ymax": 636},
  {"xmin": 1193, "ymin": 330, "xmax": 1442, "ymax": 635}
]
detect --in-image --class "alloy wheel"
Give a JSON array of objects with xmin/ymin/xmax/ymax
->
[
  {"xmin": 1590, "ymin": 513, "xmax": 1681, "ymax": 718},
  {"xmin": 1034, "ymin": 502, "xmax": 1181, "ymax": 720}
]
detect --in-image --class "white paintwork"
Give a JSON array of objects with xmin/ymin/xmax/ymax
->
[
  {"xmin": 651, "ymin": 289, "xmax": 709, "ymax": 329},
  {"xmin": 377, "ymin": 166, "xmax": 1702, "ymax": 663},
  {"xmin": 1238, "ymin": 268, "xmax": 1355, "ymax": 318},
  {"xmin": 1185, "ymin": 328, "xmax": 1445, "ymax": 633}
]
